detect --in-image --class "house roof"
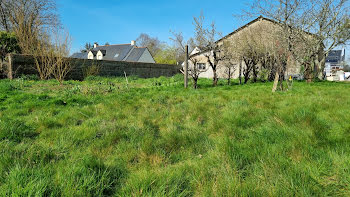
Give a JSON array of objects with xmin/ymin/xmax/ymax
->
[
  {"xmin": 124, "ymin": 47, "xmax": 147, "ymax": 62},
  {"xmin": 92, "ymin": 44, "xmax": 134, "ymax": 61},
  {"xmin": 71, "ymin": 52, "xmax": 88, "ymax": 59},
  {"xmin": 326, "ymin": 50, "xmax": 345, "ymax": 64},
  {"xmin": 70, "ymin": 43, "xmax": 155, "ymax": 63},
  {"xmin": 217, "ymin": 16, "xmax": 315, "ymax": 43},
  {"xmin": 191, "ymin": 16, "xmax": 317, "ymax": 58}
]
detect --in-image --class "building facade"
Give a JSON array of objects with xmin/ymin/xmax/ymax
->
[
  {"xmin": 71, "ymin": 41, "xmax": 156, "ymax": 63},
  {"xmin": 187, "ymin": 16, "xmax": 324, "ymax": 80}
]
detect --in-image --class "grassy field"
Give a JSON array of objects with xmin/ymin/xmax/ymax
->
[{"xmin": 0, "ymin": 75, "xmax": 350, "ymax": 196}]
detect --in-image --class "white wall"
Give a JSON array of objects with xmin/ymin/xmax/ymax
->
[
  {"xmin": 97, "ymin": 51, "xmax": 103, "ymax": 60},
  {"xmin": 88, "ymin": 51, "xmax": 94, "ymax": 60}
]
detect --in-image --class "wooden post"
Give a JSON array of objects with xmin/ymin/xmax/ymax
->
[
  {"xmin": 184, "ymin": 45, "xmax": 189, "ymax": 88},
  {"xmin": 7, "ymin": 54, "xmax": 13, "ymax": 80},
  {"xmin": 238, "ymin": 60, "xmax": 242, "ymax": 85}
]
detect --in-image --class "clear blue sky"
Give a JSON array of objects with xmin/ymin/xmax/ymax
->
[
  {"xmin": 58, "ymin": 0, "xmax": 349, "ymax": 61},
  {"xmin": 58, "ymin": 0, "xmax": 252, "ymax": 53}
]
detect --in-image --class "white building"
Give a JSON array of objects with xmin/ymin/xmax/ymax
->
[{"xmin": 325, "ymin": 49, "xmax": 346, "ymax": 81}]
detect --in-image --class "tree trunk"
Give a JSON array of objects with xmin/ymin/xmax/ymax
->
[
  {"xmin": 227, "ymin": 67, "xmax": 231, "ymax": 85},
  {"xmin": 252, "ymin": 64, "xmax": 257, "ymax": 83},
  {"xmin": 213, "ymin": 69, "xmax": 218, "ymax": 86},
  {"xmin": 193, "ymin": 78, "xmax": 198, "ymax": 89},
  {"xmin": 305, "ymin": 63, "xmax": 313, "ymax": 83},
  {"xmin": 316, "ymin": 53, "xmax": 326, "ymax": 80},
  {"xmin": 244, "ymin": 73, "xmax": 249, "ymax": 84},
  {"xmin": 272, "ymin": 67, "xmax": 280, "ymax": 93},
  {"xmin": 279, "ymin": 70, "xmax": 284, "ymax": 91}
]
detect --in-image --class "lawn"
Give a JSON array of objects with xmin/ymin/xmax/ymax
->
[{"xmin": 0, "ymin": 75, "xmax": 350, "ymax": 196}]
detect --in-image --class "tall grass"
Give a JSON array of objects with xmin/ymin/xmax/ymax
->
[{"xmin": 0, "ymin": 75, "xmax": 349, "ymax": 196}]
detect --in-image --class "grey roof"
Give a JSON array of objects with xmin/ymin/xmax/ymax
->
[
  {"xmin": 70, "ymin": 44, "xmax": 155, "ymax": 63},
  {"xmin": 71, "ymin": 52, "xmax": 88, "ymax": 59},
  {"xmin": 92, "ymin": 44, "xmax": 134, "ymax": 61},
  {"xmin": 125, "ymin": 48, "xmax": 147, "ymax": 62},
  {"xmin": 326, "ymin": 50, "xmax": 344, "ymax": 64}
]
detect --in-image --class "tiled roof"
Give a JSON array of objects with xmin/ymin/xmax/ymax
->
[
  {"xmin": 92, "ymin": 44, "xmax": 134, "ymax": 61},
  {"xmin": 71, "ymin": 52, "xmax": 88, "ymax": 59},
  {"xmin": 124, "ymin": 48, "xmax": 147, "ymax": 62},
  {"xmin": 326, "ymin": 50, "xmax": 343, "ymax": 64},
  {"xmin": 70, "ymin": 44, "xmax": 154, "ymax": 63}
]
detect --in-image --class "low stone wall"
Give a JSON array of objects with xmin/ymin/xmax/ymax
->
[{"xmin": 5, "ymin": 54, "xmax": 181, "ymax": 80}]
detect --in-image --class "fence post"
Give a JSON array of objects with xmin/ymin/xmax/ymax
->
[
  {"xmin": 184, "ymin": 45, "xmax": 188, "ymax": 88},
  {"xmin": 7, "ymin": 54, "xmax": 13, "ymax": 80}
]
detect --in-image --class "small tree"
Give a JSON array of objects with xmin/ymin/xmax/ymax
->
[
  {"xmin": 81, "ymin": 42, "xmax": 93, "ymax": 53},
  {"xmin": 180, "ymin": 57, "xmax": 206, "ymax": 89},
  {"xmin": 192, "ymin": 12, "xmax": 222, "ymax": 86},
  {"xmin": 153, "ymin": 45, "xmax": 177, "ymax": 64},
  {"xmin": 51, "ymin": 31, "xmax": 73, "ymax": 84},
  {"xmin": 171, "ymin": 32, "xmax": 204, "ymax": 88},
  {"xmin": 0, "ymin": 31, "xmax": 20, "ymax": 76},
  {"xmin": 0, "ymin": 32, "xmax": 20, "ymax": 60},
  {"xmin": 221, "ymin": 42, "xmax": 238, "ymax": 85},
  {"xmin": 136, "ymin": 33, "xmax": 162, "ymax": 56}
]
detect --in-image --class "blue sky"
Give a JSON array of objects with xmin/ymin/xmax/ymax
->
[
  {"xmin": 59, "ymin": 0, "xmax": 349, "ymax": 61},
  {"xmin": 58, "ymin": 0, "xmax": 252, "ymax": 53}
]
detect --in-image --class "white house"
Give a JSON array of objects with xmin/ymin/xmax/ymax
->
[
  {"xmin": 71, "ymin": 41, "xmax": 156, "ymax": 63},
  {"xmin": 325, "ymin": 49, "xmax": 346, "ymax": 81}
]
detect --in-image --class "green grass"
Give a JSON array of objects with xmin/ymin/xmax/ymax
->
[{"xmin": 0, "ymin": 75, "xmax": 350, "ymax": 196}]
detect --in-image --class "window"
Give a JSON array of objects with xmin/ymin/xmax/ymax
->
[
  {"xmin": 197, "ymin": 63, "xmax": 206, "ymax": 70},
  {"xmin": 97, "ymin": 54, "xmax": 103, "ymax": 60}
]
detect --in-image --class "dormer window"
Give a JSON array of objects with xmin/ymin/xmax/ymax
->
[
  {"xmin": 88, "ymin": 51, "xmax": 94, "ymax": 59},
  {"xmin": 96, "ymin": 50, "xmax": 105, "ymax": 60}
]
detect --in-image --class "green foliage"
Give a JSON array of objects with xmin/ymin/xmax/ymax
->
[
  {"xmin": 0, "ymin": 31, "xmax": 21, "ymax": 59},
  {"xmin": 344, "ymin": 65, "xmax": 350, "ymax": 72},
  {"xmin": 154, "ymin": 46, "xmax": 177, "ymax": 65},
  {"xmin": 0, "ymin": 76, "xmax": 350, "ymax": 196},
  {"xmin": 258, "ymin": 68, "xmax": 270, "ymax": 82}
]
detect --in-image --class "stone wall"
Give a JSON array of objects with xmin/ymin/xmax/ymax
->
[{"xmin": 5, "ymin": 54, "xmax": 181, "ymax": 80}]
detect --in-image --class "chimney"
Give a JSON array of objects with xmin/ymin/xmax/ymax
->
[
  {"xmin": 94, "ymin": 42, "xmax": 99, "ymax": 48},
  {"xmin": 131, "ymin": 40, "xmax": 136, "ymax": 46}
]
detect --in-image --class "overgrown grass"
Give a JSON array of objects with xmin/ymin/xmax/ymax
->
[{"xmin": 0, "ymin": 75, "xmax": 350, "ymax": 196}]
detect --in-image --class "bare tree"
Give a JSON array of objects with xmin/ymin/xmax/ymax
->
[
  {"xmin": 81, "ymin": 42, "xmax": 93, "ymax": 53},
  {"xmin": 51, "ymin": 30, "xmax": 73, "ymax": 84},
  {"xmin": 192, "ymin": 12, "xmax": 222, "ymax": 86},
  {"xmin": 244, "ymin": 0, "xmax": 350, "ymax": 84},
  {"xmin": 221, "ymin": 41, "xmax": 238, "ymax": 85},
  {"xmin": 136, "ymin": 33, "xmax": 162, "ymax": 56},
  {"xmin": 296, "ymin": 0, "xmax": 350, "ymax": 80},
  {"xmin": 241, "ymin": 0, "xmax": 307, "ymax": 90},
  {"xmin": 0, "ymin": 0, "xmax": 59, "ymax": 32},
  {"xmin": 170, "ymin": 31, "xmax": 195, "ymax": 64},
  {"xmin": 224, "ymin": 21, "xmax": 280, "ymax": 85},
  {"xmin": 180, "ymin": 57, "xmax": 207, "ymax": 89},
  {"xmin": 223, "ymin": 62, "xmax": 237, "ymax": 85}
]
